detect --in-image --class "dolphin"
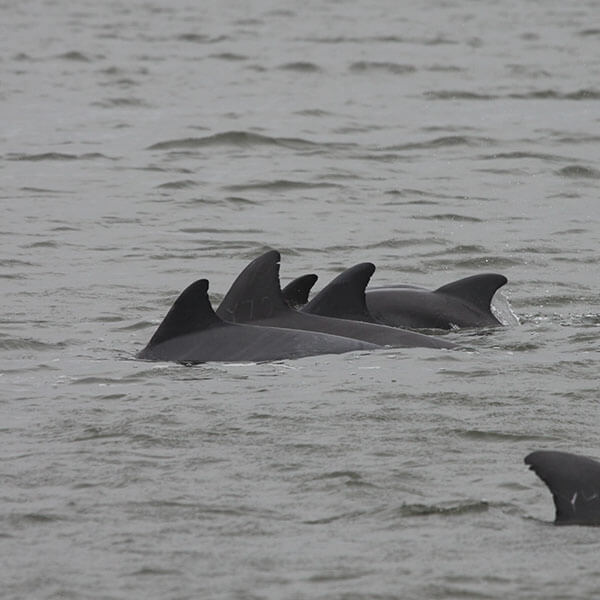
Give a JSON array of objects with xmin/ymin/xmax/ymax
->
[
  {"xmin": 525, "ymin": 450, "xmax": 600, "ymax": 525},
  {"xmin": 137, "ymin": 279, "xmax": 379, "ymax": 363},
  {"xmin": 216, "ymin": 250, "xmax": 455, "ymax": 350},
  {"xmin": 282, "ymin": 273, "xmax": 318, "ymax": 308},
  {"xmin": 283, "ymin": 270, "xmax": 507, "ymax": 330}
]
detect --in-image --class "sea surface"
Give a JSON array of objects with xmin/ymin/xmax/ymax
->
[{"xmin": 2, "ymin": 1, "xmax": 600, "ymax": 598}]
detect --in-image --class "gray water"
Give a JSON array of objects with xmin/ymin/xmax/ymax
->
[{"xmin": 2, "ymin": 1, "xmax": 600, "ymax": 598}]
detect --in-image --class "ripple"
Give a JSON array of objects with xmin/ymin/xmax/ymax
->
[
  {"xmin": 425, "ymin": 90, "xmax": 497, "ymax": 100},
  {"xmin": 349, "ymin": 61, "xmax": 416, "ymax": 75},
  {"xmin": 176, "ymin": 33, "xmax": 229, "ymax": 43},
  {"xmin": 278, "ymin": 61, "xmax": 322, "ymax": 72},
  {"xmin": 7, "ymin": 152, "xmax": 113, "ymax": 161},
  {"xmin": 146, "ymin": 130, "xmax": 338, "ymax": 151},
  {"xmin": 92, "ymin": 97, "xmax": 150, "ymax": 108},
  {"xmin": 222, "ymin": 180, "xmax": 340, "ymax": 192},
  {"xmin": 510, "ymin": 89, "xmax": 600, "ymax": 100},
  {"xmin": 414, "ymin": 213, "xmax": 483, "ymax": 223},
  {"xmin": 479, "ymin": 151, "xmax": 571, "ymax": 162},
  {"xmin": 556, "ymin": 165, "xmax": 600, "ymax": 178},
  {"xmin": 209, "ymin": 52, "xmax": 247, "ymax": 61},
  {"xmin": 155, "ymin": 179, "xmax": 197, "ymax": 189},
  {"xmin": 0, "ymin": 337, "xmax": 66, "ymax": 351},
  {"xmin": 55, "ymin": 51, "xmax": 93, "ymax": 62},
  {"xmin": 456, "ymin": 429, "xmax": 553, "ymax": 442},
  {"xmin": 395, "ymin": 500, "xmax": 490, "ymax": 518},
  {"xmin": 386, "ymin": 135, "xmax": 494, "ymax": 151}
]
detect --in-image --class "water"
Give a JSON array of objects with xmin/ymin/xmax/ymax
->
[{"xmin": 2, "ymin": 0, "xmax": 600, "ymax": 598}]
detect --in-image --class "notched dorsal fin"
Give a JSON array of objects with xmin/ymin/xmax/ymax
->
[
  {"xmin": 302, "ymin": 263, "xmax": 376, "ymax": 322},
  {"xmin": 216, "ymin": 249, "xmax": 289, "ymax": 323},
  {"xmin": 282, "ymin": 273, "xmax": 318, "ymax": 308},
  {"xmin": 146, "ymin": 279, "xmax": 221, "ymax": 347},
  {"xmin": 525, "ymin": 450, "xmax": 600, "ymax": 525},
  {"xmin": 435, "ymin": 273, "xmax": 507, "ymax": 312}
]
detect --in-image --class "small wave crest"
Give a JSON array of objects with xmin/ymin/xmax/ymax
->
[
  {"xmin": 349, "ymin": 61, "xmax": 416, "ymax": 75},
  {"xmin": 147, "ymin": 130, "xmax": 326, "ymax": 151}
]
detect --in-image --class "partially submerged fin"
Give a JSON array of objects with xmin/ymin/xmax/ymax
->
[
  {"xmin": 525, "ymin": 450, "xmax": 600, "ymax": 525},
  {"xmin": 145, "ymin": 279, "xmax": 221, "ymax": 348},
  {"xmin": 216, "ymin": 249, "xmax": 289, "ymax": 322},
  {"xmin": 282, "ymin": 273, "xmax": 318, "ymax": 308},
  {"xmin": 302, "ymin": 263, "xmax": 376, "ymax": 322},
  {"xmin": 435, "ymin": 273, "xmax": 507, "ymax": 313}
]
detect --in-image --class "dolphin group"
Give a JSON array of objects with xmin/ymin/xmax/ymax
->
[
  {"xmin": 135, "ymin": 250, "xmax": 600, "ymax": 527},
  {"xmin": 138, "ymin": 249, "xmax": 472, "ymax": 364},
  {"xmin": 282, "ymin": 266, "xmax": 506, "ymax": 329}
]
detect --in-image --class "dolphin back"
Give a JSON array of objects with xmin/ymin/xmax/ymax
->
[{"xmin": 525, "ymin": 450, "xmax": 600, "ymax": 525}]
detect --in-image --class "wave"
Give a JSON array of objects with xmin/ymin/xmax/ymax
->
[
  {"xmin": 385, "ymin": 135, "xmax": 494, "ymax": 151},
  {"xmin": 394, "ymin": 500, "xmax": 490, "ymax": 518},
  {"xmin": 479, "ymin": 151, "xmax": 570, "ymax": 162},
  {"xmin": 7, "ymin": 152, "xmax": 112, "ymax": 161},
  {"xmin": 155, "ymin": 179, "xmax": 197, "ymax": 189},
  {"xmin": 278, "ymin": 61, "xmax": 322, "ymax": 72},
  {"xmin": 426, "ymin": 89, "xmax": 600, "ymax": 100},
  {"xmin": 209, "ymin": 52, "xmax": 247, "ymax": 61},
  {"xmin": 222, "ymin": 179, "xmax": 341, "ymax": 192},
  {"xmin": 349, "ymin": 61, "xmax": 416, "ymax": 75},
  {"xmin": 147, "ymin": 130, "xmax": 334, "ymax": 151},
  {"xmin": 556, "ymin": 165, "xmax": 600, "ymax": 178}
]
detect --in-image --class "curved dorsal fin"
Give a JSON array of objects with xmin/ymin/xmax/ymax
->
[
  {"xmin": 525, "ymin": 450, "xmax": 600, "ymax": 525},
  {"xmin": 216, "ymin": 250, "xmax": 289, "ymax": 323},
  {"xmin": 434, "ymin": 273, "xmax": 507, "ymax": 312},
  {"xmin": 146, "ymin": 279, "xmax": 221, "ymax": 347},
  {"xmin": 302, "ymin": 263, "xmax": 376, "ymax": 322},
  {"xmin": 282, "ymin": 273, "xmax": 318, "ymax": 308}
]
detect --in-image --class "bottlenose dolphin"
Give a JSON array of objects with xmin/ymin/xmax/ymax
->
[
  {"xmin": 283, "ymin": 270, "xmax": 506, "ymax": 330},
  {"xmin": 137, "ymin": 279, "xmax": 379, "ymax": 363},
  {"xmin": 300, "ymin": 262, "xmax": 380, "ymax": 323},
  {"xmin": 282, "ymin": 273, "xmax": 318, "ymax": 308},
  {"xmin": 216, "ymin": 251, "xmax": 455, "ymax": 350},
  {"xmin": 525, "ymin": 450, "xmax": 600, "ymax": 525}
]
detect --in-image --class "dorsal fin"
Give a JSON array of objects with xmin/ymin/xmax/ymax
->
[
  {"xmin": 302, "ymin": 263, "xmax": 376, "ymax": 322},
  {"xmin": 525, "ymin": 450, "xmax": 600, "ymax": 525},
  {"xmin": 216, "ymin": 250, "xmax": 290, "ymax": 323},
  {"xmin": 434, "ymin": 273, "xmax": 507, "ymax": 312},
  {"xmin": 146, "ymin": 279, "xmax": 221, "ymax": 347},
  {"xmin": 282, "ymin": 273, "xmax": 318, "ymax": 308}
]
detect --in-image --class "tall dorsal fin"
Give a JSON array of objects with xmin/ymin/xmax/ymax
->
[
  {"xmin": 302, "ymin": 263, "xmax": 376, "ymax": 322},
  {"xmin": 146, "ymin": 279, "xmax": 221, "ymax": 347},
  {"xmin": 282, "ymin": 273, "xmax": 318, "ymax": 308},
  {"xmin": 434, "ymin": 273, "xmax": 507, "ymax": 312},
  {"xmin": 525, "ymin": 450, "xmax": 600, "ymax": 525},
  {"xmin": 216, "ymin": 250, "xmax": 290, "ymax": 323}
]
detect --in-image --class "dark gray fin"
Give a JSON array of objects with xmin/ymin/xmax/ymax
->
[
  {"xmin": 146, "ymin": 279, "xmax": 221, "ymax": 347},
  {"xmin": 302, "ymin": 263, "xmax": 377, "ymax": 323},
  {"xmin": 434, "ymin": 274, "xmax": 507, "ymax": 312},
  {"xmin": 282, "ymin": 273, "xmax": 318, "ymax": 308},
  {"xmin": 216, "ymin": 249, "xmax": 290, "ymax": 323},
  {"xmin": 525, "ymin": 450, "xmax": 600, "ymax": 525}
]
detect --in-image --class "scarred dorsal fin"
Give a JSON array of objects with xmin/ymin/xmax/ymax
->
[
  {"xmin": 434, "ymin": 273, "xmax": 507, "ymax": 312},
  {"xmin": 282, "ymin": 273, "xmax": 318, "ymax": 308},
  {"xmin": 302, "ymin": 263, "xmax": 376, "ymax": 322},
  {"xmin": 216, "ymin": 250, "xmax": 290, "ymax": 323},
  {"xmin": 146, "ymin": 279, "xmax": 221, "ymax": 347},
  {"xmin": 525, "ymin": 450, "xmax": 600, "ymax": 525}
]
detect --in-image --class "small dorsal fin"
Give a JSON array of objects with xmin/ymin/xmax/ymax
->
[
  {"xmin": 282, "ymin": 273, "xmax": 318, "ymax": 308},
  {"xmin": 146, "ymin": 279, "xmax": 221, "ymax": 347},
  {"xmin": 302, "ymin": 263, "xmax": 376, "ymax": 322},
  {"xmin": 216, "ymin": 250, "xmax": 290, "ymax": 323},
  {"xmin": 434, "ymin": 273, "xmax": 507, "ymax": 312}
]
